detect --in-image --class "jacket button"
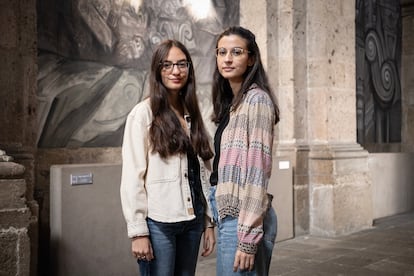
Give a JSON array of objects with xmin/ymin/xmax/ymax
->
[
  {"xmin": 187, "ymin": 197, "xmax": 191, "ymax": 202},
  {"xmin": 184, "ymin": 173, "xmax": 188, "ymax": 178}
]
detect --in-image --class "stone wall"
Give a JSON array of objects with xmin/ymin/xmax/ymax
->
[
  {"xmin": 0, "ymin": 151, "xmax": 31, "ymax": 276},
  {"xmin": 0, "ymin": 0, "xmax": 38, "ymax": 274}
]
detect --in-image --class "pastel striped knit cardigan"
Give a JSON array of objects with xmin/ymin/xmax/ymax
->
[{"xmin": 216, "ymin": 84, "xmax": 276, "ymax": 254}]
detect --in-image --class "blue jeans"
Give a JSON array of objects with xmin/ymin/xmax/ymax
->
[
  {"xmin": 138, "ymin": 217, "xmax": 204, "ymax": 276},
  {"xmin": 209, "ymin": 186, "xmax": 277, "ymax": 276}
]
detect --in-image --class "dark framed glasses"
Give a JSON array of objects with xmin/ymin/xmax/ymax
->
[{"xmin": 160, "ymin": 61, "xmax": 190, "ymax": 72}]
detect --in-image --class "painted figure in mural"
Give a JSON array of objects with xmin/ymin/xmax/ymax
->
[
  {"xmin": 209, "ymin": 26, "xmax": 280, "ymax": 275},
  {"xmin": 37, "ymin": 0, "xmax": 151, "ymax": 147},
  {"xmin": 120, "ymin": 40, "xmax": 215, "ymax": 276},
  {"xmin": 36, "ymin": 0, "xmax": 239, "ymax": 147}
]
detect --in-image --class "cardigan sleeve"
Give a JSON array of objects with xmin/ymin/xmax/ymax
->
[
  {"xmin": 120, "ymin": 104, "xmax": 150, "ymax": 238},
  {"xmin": 237, "ymin": 90, "xmax": 275, "ymax": 254}
]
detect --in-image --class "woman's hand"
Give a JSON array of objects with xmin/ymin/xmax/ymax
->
[
  {"xmin": 131, "ymin": 236, "xmax": 154, "ymax": 261},
  {"xmin": 233, "ymin": 249, "xmax": 255, "ymax": 272},
  {"xmin": 201, "ymin": 227, "xmax": 216, "ymax": 257}
]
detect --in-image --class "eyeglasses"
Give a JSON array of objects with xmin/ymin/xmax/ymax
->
[
  {"xmin": 160, "ymin": 61, "xmax": 190, "ymax": 72},
  {"xmin": 215, "ymin": 47, "xmax": 250, "ymax": 57}
]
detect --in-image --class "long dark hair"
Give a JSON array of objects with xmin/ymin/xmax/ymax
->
[
  {"xmin": 149, "ymin": 39, "xmax": 213, "ymax": 160},
  {"xmin": 211, "ymin": 26, "xmax": 280, "ymax": 124}
]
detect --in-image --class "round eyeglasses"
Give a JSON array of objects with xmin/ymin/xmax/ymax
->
[
  {"xmin": 160, "ymin": 61, "xmax": 190, "ymax": 73},
  {"xmin": 215, "ymin": 47, "xmax": 250, "ymax": 57}
]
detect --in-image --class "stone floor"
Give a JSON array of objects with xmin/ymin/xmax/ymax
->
[{"xmin": 196, "ymin": 212, "xmax": 414, "ymax": 276}]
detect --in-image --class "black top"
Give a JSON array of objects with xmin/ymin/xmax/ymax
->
[{"xmin": 210, "ymin": 108, "xmax": 230, "ymax": 186}]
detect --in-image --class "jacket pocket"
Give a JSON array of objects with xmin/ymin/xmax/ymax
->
[{"xmin": 146, "ymin": 154, "xmax": 180, "ymax": 184}]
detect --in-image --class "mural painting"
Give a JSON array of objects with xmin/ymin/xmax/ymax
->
[
  {"xmin": 356, "ymin": 0, "xmax": 402, "ymax": 145},
  {"xmin": 37, "ymin": 0, "xmax": 239, "ymax": 147}
]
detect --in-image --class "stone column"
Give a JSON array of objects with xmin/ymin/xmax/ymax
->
[
  {"xmin": 0, "ymin": 151, "xmax": 31, "ymax": 276},
  {"xmin": 242, "ymin": 0, "xmax": 315, "ymax": 235},
  {"xmin": 302, "ymin": 0, "xmax": 373, "ymax": 236},
  {"xmin": 242, "ymin": 0, "xmax": 373, "ymax": 236},
  {"xmin": 275, "ymin": 0, "xmax": 313, "ymax": 235},
  {"xmin": 241, "ymin": 0, "xmax": 309, "ymax": 235},
  {"xmin": 0, "ymin": 0, "xmax": 38, "ymax": 274}
]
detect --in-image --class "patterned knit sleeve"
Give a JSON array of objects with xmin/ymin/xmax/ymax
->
[{"xmin": 237, "ymin": 89, "xmax": 275, "ymax": 254}]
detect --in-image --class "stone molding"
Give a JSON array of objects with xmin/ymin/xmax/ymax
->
[{"xmin": 0, "ymin": 162, "xmax": 25, "ymax": 178}]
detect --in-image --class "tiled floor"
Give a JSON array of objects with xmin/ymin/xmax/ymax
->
[{"xmin": 196, "ymin": 212, "xmax": 414, "ymax": 275}]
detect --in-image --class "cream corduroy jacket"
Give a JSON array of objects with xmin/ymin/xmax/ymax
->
[{"xmin": 120, "ymin": 98, "xmax": 214, "ymax": 238}]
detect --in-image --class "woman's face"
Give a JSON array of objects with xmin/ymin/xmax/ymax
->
[
  {"xmin": 216, "ymin": 34, "xmax": 253, "ymax": 84},
  {"xmin": 160, "ymin": 46, "xmax": 189, "ymax": 94}
]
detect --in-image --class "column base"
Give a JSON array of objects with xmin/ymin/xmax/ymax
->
[{"xmin": 309, "ymin": 143, "xmax": 373, "ymax": 237}]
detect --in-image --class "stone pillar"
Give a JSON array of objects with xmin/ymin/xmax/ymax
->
[
  {"xmin": 402, "ymin": 4, "xmax": 414, "ymax": 151},
  {"xmin": 242, "ymin": 0, "xmax": 315, "ymax": 235},
  {"xmin": 303, "ymin": 0, "xmax": 373, "ymax": 236},
  {"xmin": 0, "ymin": 0, "xmax": 38, "ymax": 274},
  {"xmin": 242, "ymin": 0, "xmax": 373, "ymax": 236},
  {"xmin": 0, "ymin": 151, "xmax": 31, "ymax": 276},
  {"xmin": 241, "ymin": 0, "xmax": 309, "ymax": 235},
  {"xmin": 275, "ymin": 0, "xmax": 313, "ymax": 235}
]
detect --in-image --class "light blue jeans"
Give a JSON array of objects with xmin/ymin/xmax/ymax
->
[
  {"xmin": 209, "ymin": 186, "xmax": 277, "ymax": 276},
  {"xmin": 137, "ymin": 216, "xmax": 204, "ymax": 276}
]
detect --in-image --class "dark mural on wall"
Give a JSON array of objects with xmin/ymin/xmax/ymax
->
[
  {"xmin": 37, "ymin": 0, "xmax": 239, "ymax": 148},
  {"xmin": 356, "ymin": 0, "xmax": 402, "ymax": 145}
]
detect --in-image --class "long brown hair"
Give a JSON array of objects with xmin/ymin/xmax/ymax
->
[
  {"xmin": 149, "ymin": 39, "xmax": 213, "ymax": 160},
  {"xmin": 211, "ymin": 26, "xmax": 280, "ymax": 125}
]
